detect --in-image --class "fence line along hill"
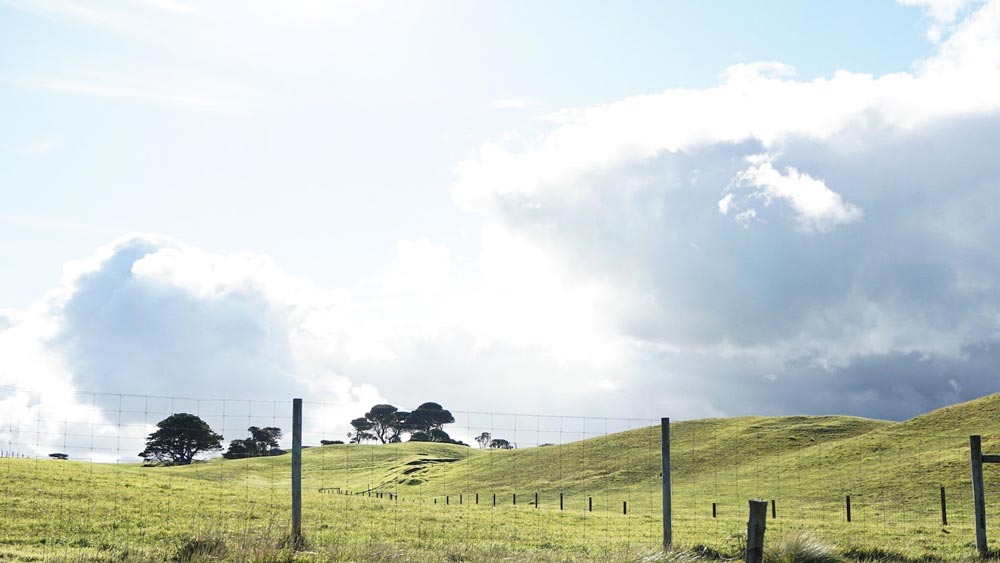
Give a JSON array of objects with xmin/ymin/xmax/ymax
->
[{"xmin": 1, "ymin": 393, "xmax": 999, "ymax": 562}]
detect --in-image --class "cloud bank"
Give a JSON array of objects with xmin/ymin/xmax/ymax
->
[
  {"xmin": 5, "ymin": 1, "xmax": 1000, "ymax": 460},
  {"xmin": 452, "ymin": 0, "xmax": 1000, "ymax": 419}
]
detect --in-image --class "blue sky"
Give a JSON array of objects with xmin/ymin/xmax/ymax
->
[{"xmin": 3, "ymin": 0, "xmax": 1000, "ymax": 456}]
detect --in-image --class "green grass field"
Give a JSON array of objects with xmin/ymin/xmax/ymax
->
[{"xmin": 2, "ymin": 394, "xmax": 1000, "ymax": 562}]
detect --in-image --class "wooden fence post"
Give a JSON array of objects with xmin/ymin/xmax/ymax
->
[
  {"xmin": 662, "ymin": 417, "xmax": 672, "ymax": 547},
  {"xmin": 971, "ymin": 435, "xmax": 987, "ymax": 557},
  {"xmin": 746, "ymin": 500, "xmax": 767, "ymax": 563},
  {"xmin": 291, "ymin": 398, "xmax": 302, "ymax": 548},
  {"xmin": 940, "ymin": 486, "xmax": 947, "ymax": 526},
  {"xmin": 846, "ymin": 495, "xmax": 852, "ymax": 523}
]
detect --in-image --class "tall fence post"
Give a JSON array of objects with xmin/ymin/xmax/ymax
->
[
  {"xmin": 746, "ymin": 500, "xmax": 767, "ymax": 563},
  {"xmin": 662, "ymin": 417, "xmax": 672, "ymax": 548},
  {"xmin": 940, "ymin": 486, "xmax": 948, "ymax": 526},
  {"xmin": 971, "ymin": 435, "xmax": 987, "ymax": 557},
  {"xmin": 291, "ymin": 398, "xmax": 303, "ymax": 548}
]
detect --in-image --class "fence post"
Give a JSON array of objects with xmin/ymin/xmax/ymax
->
[
  {"xmin": 560, "ymin": 492, "xmax": 564, "ymax": 511},
  {"xmin": 662, "ymin": 417, "xmax": 672, "ymax": 547},
  {"xmin": 971, "ymin": 435, "xmax": 987, "ymax": 557},
  {"xmin": 845, "ymin": 495, "xmax": 852, "ymax": 523},
  {"xmin": 291, "ymin": 398, "xmax": 303, "ymax": 548},
  {"xmin": 712, "ymin": 502, "xmax": 716, "ymax": 518},
  {"xmin": 940, "ymin": 486, "xmax": 947, "ymax": 526},
  {"xmin": 771, "ymin": 499, "xmax": 776, "ymax": 519},
  {"xmin": 746, "ymin": 500, "xmax": 767, "ymax": 563}
]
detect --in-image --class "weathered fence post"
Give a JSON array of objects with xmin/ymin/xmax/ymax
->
[
  {"xmin": 712, "ymin": 502, "xmax": 717, "ymax": 518},
  {"xmin": 588, "ymin": 496, "xmax": 593, "ymax": 512},
  {"xmin": 845, "ymin": 495, "xmax": 852, "ymax": 523},
  {"xmin": 534, "ymin": 492, "xmax": 538, "ymax": 508},
  {"xmin": 940, "ymin": 486, "xmax": 947, "ymax": 526},
  {"xmin": 771, "ymin": 499, "xmax": 776, "ymax": 519},
  {"xmin": 560, "ymin": 492, "xmax": 564, "ymax": 511},
  {"xmin": 291, "ymin": 398, "xmax": 303, "ymax": 548},
  {"xmin": 971, "ymin": 435, "xmax": 987, "ymax": 557},
  {"xmin": 662, "ymin": 417, "xmax": 672, "ymax": 547},
  {"xmin": 746, "ymin": 500, "xmax": 767, "ymax": 563},
  {"xmin": 623, "ymin": 501, "xmax": 627, "ymax": 515}
]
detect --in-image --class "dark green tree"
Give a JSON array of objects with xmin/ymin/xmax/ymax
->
[
  {"xmin": 364, "ymin": 404, "xmax": 408, "ymax": 444},
  {"xmin": 139, "ymin": 413, "xmax": 223, "ymax": 465},
  {"xmin": 223, "ymin": 426, "xmax": 283, "ymax": 459},
  {"xmin": 348, "ymin": 417, "xmax": 375, "ymax": 443},
  {"xmin": 489, "ymin": 438, "xmax": 513, "ymax": 449},
  {"xmin": 404, "ymin": 402, "xmax": 455, "ymax": 437}
]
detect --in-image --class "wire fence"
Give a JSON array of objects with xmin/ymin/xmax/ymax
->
[{"xmin": 1, "ymin": 386, "xmax": 999, "ymax": 562}]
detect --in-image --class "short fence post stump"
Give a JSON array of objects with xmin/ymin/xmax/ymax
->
[{"xmin": 746, "ymin": 500, "xmax": 767, "ymax": 563}]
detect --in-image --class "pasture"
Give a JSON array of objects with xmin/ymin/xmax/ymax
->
[{"xmin": 2, "ymin": 394, "xmax": 1000, "ymax": 562}]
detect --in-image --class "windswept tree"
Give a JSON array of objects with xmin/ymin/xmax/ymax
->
[
  {"xmin": 475, "ymin": 432, "xmax": 491, "ymax": 449},
  {"xmin": 348, "ymin": 417, "xmax": 375, "ymax": 443},
  {"xmin": 405, "ymin": 402, "xmax": 455, "ymax": 434},
  {"xmin": 139, "ymin": 413, "xmax": 223, "ymax": 465},
  {"xmin": 364, "ymin": 404, "xmax": 409, "ymax": 444},
  {"xmin": 223, "ymin": 426, "xmax": 283, "ymax": 459},
  {"xmin": 489, "ymin": 438, "xmax": 514, "ymax": 450}
]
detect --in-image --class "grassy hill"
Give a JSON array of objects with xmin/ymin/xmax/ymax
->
[{"xmin": 2, "ymin": 394, "xmax": 1000, "ymax": 562}]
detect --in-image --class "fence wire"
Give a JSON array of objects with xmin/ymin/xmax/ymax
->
[{"xmin": 2, "ymin": 385, "xmax": 999, "ymax": 562}]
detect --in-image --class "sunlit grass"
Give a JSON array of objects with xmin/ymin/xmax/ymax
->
[{"xmin": 2, "ymin": 393, "xmax": 1000, "ymax": 561}]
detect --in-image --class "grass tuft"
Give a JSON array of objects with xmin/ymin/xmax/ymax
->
[{"xmin": 765, "ymin": 533, "xmax": 839, "ymax": 563}]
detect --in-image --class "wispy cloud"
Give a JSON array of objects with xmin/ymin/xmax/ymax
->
[
  {"xmin": 1, "ymin": 0, "xmax": 137, "ymax": 32},
  {"xmin": 0, "ymin": 213, "xmax": 112, "ymax": 235},
  {"xmin": 13, "ymin": 137, "xmax": 64, "ymax": 156},
  {"xmin": 134, "ymin": 0, "xmax": 197, "ymax": 14},
  {"xmin": 18, "ymin": 77, "xmax": 251, "ymax": 116},
  {"xmin": 487, "ymin": 97, "xmax": 540, "ymax": 110}
]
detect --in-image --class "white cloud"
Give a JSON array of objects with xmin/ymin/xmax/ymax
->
[
  {"xmin": 732, "ymin": 158, "xmax": 863, "ymax": 232},
  {"xmin": 899, "ymin": 0, "xmax": 981, "ymax": 41},
  {"xmin": 449, "ymin": 0, "xmax": 1000, "ymax": 419}
]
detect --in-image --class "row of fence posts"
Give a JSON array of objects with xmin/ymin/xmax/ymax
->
[
  {"xmin": 337, "ymin": 489, "xmax": 634, "ymax": 514},
  {"xmin": 0, "ymin": 451, "xmax": 29, "ymax": 458},
  {"xmin": 744, "ymin": 436, "xmax": 997, "ymax": 561},
  {"xmin": 287, "ymin": 402, "xmax": 999, "ymax": 560},
  {"xmin": 287, "ymin": 404, "xmax": 668, "ymax": 548}
]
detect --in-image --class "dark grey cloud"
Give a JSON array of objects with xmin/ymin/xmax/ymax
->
[{"xmin": 481, "ymin": 113, "xmax": 1000, "ymax": 421}]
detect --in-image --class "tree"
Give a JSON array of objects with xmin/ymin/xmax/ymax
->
[
  {"xmin": 364, "ymin": 404, "xmax": 408, "ymax": 444},
  {"xmin": 348, "ymin": 417, "xmax": 375, "ymax": 443},
  {"xmin": 475, "ymin": 432, "xmax": 491, "ymax": 449},
  {"xmin": 223, "ymin": 426, "xmax": 283, "ymax": 459},
  {"xmin": 404, "ymin": 402, "xmax": 455, "ymax": 437},
  {"xmin": 489, "ymin": 438, "xmax": 513, "ymax": 450},
  {"xmin": 139, "ymin": 413, "xmax": 223, "ymax": 465}
]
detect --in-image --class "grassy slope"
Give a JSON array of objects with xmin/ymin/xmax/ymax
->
[{"xmin": 2, "ymin": 394, "xmax": 1000, "ymax": 562}]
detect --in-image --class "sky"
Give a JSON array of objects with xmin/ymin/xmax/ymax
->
[{"xmin": 2, "ymin": 0, "xmax": 1000, "ymax": 457}]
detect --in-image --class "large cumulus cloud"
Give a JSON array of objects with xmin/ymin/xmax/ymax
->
[{"xmin": 452, "ymin": 0, "xmax": 1000, "ymax": 419}]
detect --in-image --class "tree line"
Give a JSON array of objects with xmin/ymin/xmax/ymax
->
[{"xmin": 131, "ymin": 400, "xmax": 515, "ymax": 466}]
